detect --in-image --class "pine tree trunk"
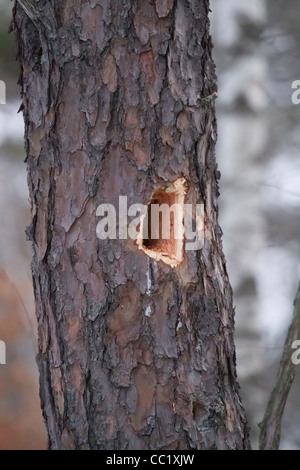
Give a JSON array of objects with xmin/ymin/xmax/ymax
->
[{"xmin": 13, "ymin": 0, "xmax": 250, "ymax": 450}]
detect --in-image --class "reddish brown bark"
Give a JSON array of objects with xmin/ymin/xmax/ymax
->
[{"xmin": 14, "ymin": 0, "xmax": 250, "ymax": 450}]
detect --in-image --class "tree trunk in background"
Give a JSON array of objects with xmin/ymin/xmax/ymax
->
[{"xmin": 14, "ymin": 0, "xmax": 250, "ymax": 450}]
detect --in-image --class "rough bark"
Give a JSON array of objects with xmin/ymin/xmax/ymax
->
[{"xmin": 13, "ymin": 0, "xmax": 250, "ymax": 450}]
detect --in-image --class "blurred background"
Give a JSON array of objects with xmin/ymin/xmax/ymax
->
[{"xmin": 0, "ymin": 0, "xmax": 299, "ymax": 450}]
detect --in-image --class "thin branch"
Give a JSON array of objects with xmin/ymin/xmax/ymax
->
[{"xmin": 259, "ymin": 280, "xmax": 300, "ymax": 450}]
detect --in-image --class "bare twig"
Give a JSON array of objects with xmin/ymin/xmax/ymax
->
[{"xmin": 259, "ymin": 280, "xmax": 300, "ymax": 450}]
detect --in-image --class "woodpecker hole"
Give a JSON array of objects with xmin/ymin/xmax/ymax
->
[{"xmin": 137, "ymin": 178, "xmax": 186, "ymax": 267}]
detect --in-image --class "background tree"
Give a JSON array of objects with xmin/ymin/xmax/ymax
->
[{"xmin": 13, "ymin": 0, "xmax": 251, "ymax": 450}]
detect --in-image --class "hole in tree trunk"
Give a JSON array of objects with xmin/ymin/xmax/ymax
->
[{"xmin": 137, "ymin": 178, "xmax": 186, "ymax": 267}]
